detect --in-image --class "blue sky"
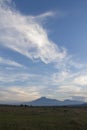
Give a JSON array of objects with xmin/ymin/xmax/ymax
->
[{"xmin": 0, "ymin": 0, "xmax": 87, "ymax": 102}]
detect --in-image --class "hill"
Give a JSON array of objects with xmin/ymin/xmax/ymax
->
[{"xmin": 23, "ymin": 97, "xmax": 84, "ymax": 106}]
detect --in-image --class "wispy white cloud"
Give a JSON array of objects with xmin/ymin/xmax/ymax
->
[
  {"xmin": 52, "ymin": 70, "xmax": 70, "ymax": 84},
  {"xmin": 0, "ymin": 57, "xmax": 23, "ymax": 67},
  {"xmin": 0, "ymin": 86, "xmax": 42, "ymax": 102},
  {"xmin": 34, "ymin": 11, "xmax": 55, "ymax": 20},
  {"xmin": 57, "ymin": 85, "xmax": 87, "ymax": 100},
  {"xmin": 55, "ymin": 55, "xmax": 86, "ymax": 72},
  {"xmin": 73, "ymin": 75, "xmax": 87, "ymax": 86},
  {"xmin": 0, "ymin": 0, "xmax": 12, "ymax": 5},
  {"xmin": 49, "ymin": 69, "xmax": 87, "ymax": 101},
  {"xmin": 0, "ymin": 71, "xmax": 39, "ymax": 83},
  {"xmin": 0, "ymin": 0, "xmax": 66, "ymax": 64}
]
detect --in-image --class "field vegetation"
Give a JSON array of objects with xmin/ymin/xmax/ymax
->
[{"xmin": 0, "ymin": 105, "xmax": 87, "ymax": 130}]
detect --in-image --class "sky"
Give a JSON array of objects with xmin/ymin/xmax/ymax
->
[{"xmin": 0, "ymin": 0, "xmax": 87, "ymax": 103}]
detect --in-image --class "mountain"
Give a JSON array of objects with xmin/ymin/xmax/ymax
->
[
  {"xmin": 23, "ymin": 97, "xmax": 84, "ymax": 106},
  {"xmin": 81, "ymin": 103, "xmax": 87, "ymax": 106},
  {"xmin": 61, "ymin": 99, "xmax": 84, "ymax": 106}
]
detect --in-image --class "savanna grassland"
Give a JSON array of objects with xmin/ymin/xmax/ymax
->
[{"xmin": 0, "ymin": 106, "xmax": 87, "ymax": 130}]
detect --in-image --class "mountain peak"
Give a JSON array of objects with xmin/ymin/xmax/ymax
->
[
  {"xmin": 23, "ymin": 97, "xmax": 84, "ymax": 106},
  {"xmin": 40, "ymin": 97, "xmax": 47, "ymax": 99}
]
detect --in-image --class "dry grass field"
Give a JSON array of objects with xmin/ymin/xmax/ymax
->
[{"xmin": 0, "ymin": 106, "xmax": 87, "ymax": 130}]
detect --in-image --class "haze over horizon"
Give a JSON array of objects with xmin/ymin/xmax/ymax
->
[{"xmin": 0, "ymin": 0, "xmax": 87, "ymax": 103}]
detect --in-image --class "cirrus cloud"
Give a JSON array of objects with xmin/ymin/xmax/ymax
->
[{"xmin": 0, "ymin": 0, "xmax": 66, "ymax": 64}]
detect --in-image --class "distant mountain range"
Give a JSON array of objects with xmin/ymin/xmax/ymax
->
[{"xmin": 22, "ymin": 97, "xmax": 85, "ymax": 106}]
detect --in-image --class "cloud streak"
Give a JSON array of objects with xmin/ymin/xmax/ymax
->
[
  {"xmin": 0, "ymin": 56, "xmax": 23, "ymax": 67},
  {"xmin": 0, "ymin": 86, "xmax": 41, "ymax": 102},
  {"xmin": 0, "ymin": 70, "xmax": 40, "ymax": 84},
  {"xmin": 0, "ymin": 0, "xmax": 66, "ymax": 64}
]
